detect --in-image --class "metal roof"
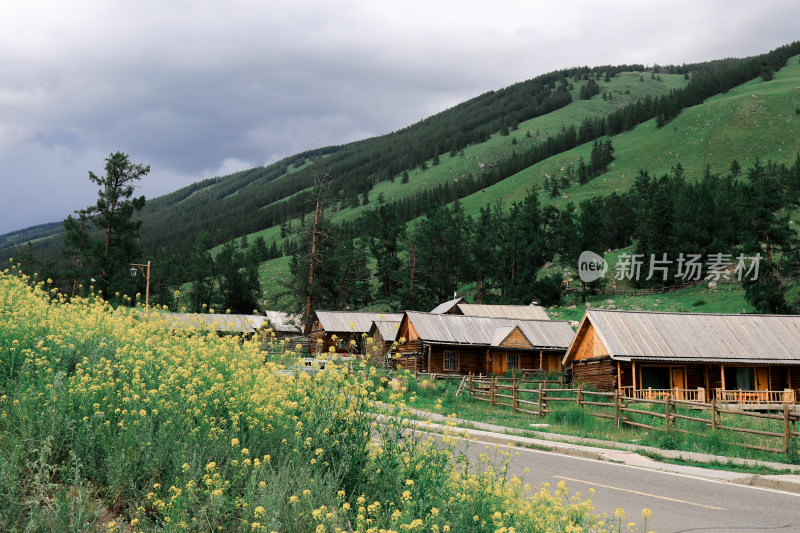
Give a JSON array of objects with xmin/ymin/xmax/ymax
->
[
  {"xmin": 489, "ymin": 325, "xmax": 518, "ymax": 347},
  {"xmin": 161, "ymin": 313, "xmax": 257, "ymax": 333},
  {"xmin": 571, "ymin": 309, "xmax": 800, "ymax": 364},
  {"xmin": 370, "ymin": 320, "xmax": 402, "ymax": 340},
  {"xmin": 404, "ymin": 311, "xmax": 574, "ymax": 349},
  {"xmin": 160, "ymin": 312, "xmax": 301, "ymax": 334},
  {"xmin": 430, "ymin": 297, "xmax": 466, "ymax": 314},
  {"xmin": 261, "ymin": 310, "xmax": 302, "ymax": 334},
  {"xmin": 455, "ymin": 303, "xmax": 550, "ymax": 320},
  {"xmin": 314, "ymin": 310, "xmax": 403, "ymax": 333}
]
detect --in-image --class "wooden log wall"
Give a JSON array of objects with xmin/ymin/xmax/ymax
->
[
  {"xmin": 685, "ymin": 365, "xmax": 705, "ymax": 389},
  {"xmin": 428, "ymin": 346, "xmax": 485, "ymax": 375},
  {"xmin": 571, "ymin": 357, "xmax": 617, "ymax": 391},
  {"xmin": 770, "ymin": 366, "xmax": 788, "ymax": 389}
]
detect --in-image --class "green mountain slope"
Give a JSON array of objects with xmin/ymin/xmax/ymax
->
[{"xmin": 456, "ymin": 56, "xmax": 800, "ymax": 215}]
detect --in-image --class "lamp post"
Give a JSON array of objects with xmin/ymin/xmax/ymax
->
[{"xmin": 130, "ymin": 261, "xmax": 151, "ymax": 308}]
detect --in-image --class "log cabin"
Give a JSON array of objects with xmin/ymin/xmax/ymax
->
[
  {"xmin": 394, "ymin": 311, "xmax": 574, "ymax": 374},
  {"xmin": 309, "ymin": 310, "xmax": 403, "ymax": 355},
  {"xmin": 563, "ymin": 309, "xmax": 800, "ymax": 403}
]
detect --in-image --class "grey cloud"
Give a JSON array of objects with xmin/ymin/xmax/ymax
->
[{"xmin": 1, "ymin": 0, "xmax": 799, "ymax": 234}]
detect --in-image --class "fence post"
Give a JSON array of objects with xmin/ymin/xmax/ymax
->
[
  {"xmin": 665, "ymin": 395, "xmax": 671, "ymax": 430},
  {"xmin": 491, "ymin": 376, "xmax": 496, "ymax": 407},
  {"xmin": 785, "ymin": 404, "xmax": 791, "ymax": 454},
  {"xmin": 710, "ymin": 397, "xmax": 717, "ymax": 430},
  {"xmin": 613, "ymin": 389, "xmax": 620, "ymax": 428},
  {"xmin": 468, "ymin": 372, "xmax": 472, "ymax": 395},
  {"xmin": 513, "ymin": 378, "xmax": 518, "ymax": 413},
  {"xmin": 577, "ymin": 384, "xmax": 583, "ymax": 408},
  {"xmin": 538, "ymin": 383, "xmax": 544, "ymax": 418}
]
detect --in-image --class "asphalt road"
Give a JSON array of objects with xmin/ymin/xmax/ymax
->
[{"xmin": 424, "ymin": 430, "xmax": 800, "ymax": 533}]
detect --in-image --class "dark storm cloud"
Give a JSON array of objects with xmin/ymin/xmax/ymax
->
[{"xmin": 0, "ymin": 0, "xmax": 798, "ymax": 234}]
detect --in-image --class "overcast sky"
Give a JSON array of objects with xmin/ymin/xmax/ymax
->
[{"xmin": 1, "ymin": 1, "xmax": 798, "ymax": 235}]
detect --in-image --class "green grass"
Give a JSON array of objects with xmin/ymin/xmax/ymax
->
[
  {"xmin": 636, "ymin": 451, "xmax": 795, "ymax": 475},
  {"xmin": 549, "ymin": 281, "xmax": 755, "ymax": 323},
  {"xmin": 258, "ymin": 255, "xmax": 295, "ymax": 311}
]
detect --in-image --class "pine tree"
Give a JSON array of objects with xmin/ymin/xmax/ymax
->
[
  {"xmin": 729, "ymin": 159, "xmax": 741, "ymax": 178},
  {"xmin": 63, "ymin": 151, "xmax": 149, "ymax": 302},
  {"xmin": 549, "ymin": 178, "xmax": 560, "ymax": 199},
  {"xmin": 188, "ymin": 231, "xmax": 217, "ymax": 313},
  {"xmin": 251, "ymin": 236, "xmax": 269, "ymax": 263}
]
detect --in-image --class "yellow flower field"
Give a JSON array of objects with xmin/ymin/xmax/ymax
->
[{"xmin": 0, "ymin": 264, "xmax": 651, "ymax": 532}]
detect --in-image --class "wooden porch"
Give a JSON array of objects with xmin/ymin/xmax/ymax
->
[
  {"xmin": 619, "ymin": 386, "xmax": 797, "ymax": 405},
  {"xmin": 615, "ymin": 360, "xmax": 800, "ymax": 405}
]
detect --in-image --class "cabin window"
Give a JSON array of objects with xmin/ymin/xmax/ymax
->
[
  {"xmin": 443, "ymin": 350, "xmax": 459, "ymax": 371},
  {"xmin": 724, "ymin": 367, "xmax": 755, "ymax": 390},
  {"xmin": 507, "ymin": 354, "xmax": 519, "ymax": 370},
  {"xmin": 640, "ymin": 366, "xmax": 671, "ymax": 390}
]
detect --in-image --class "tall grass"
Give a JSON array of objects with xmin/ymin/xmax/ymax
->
[{"xmin": 0, "ymin": 264, "xmax": 647, "ymax": 532}]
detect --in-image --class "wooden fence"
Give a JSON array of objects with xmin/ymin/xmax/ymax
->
[
  {"xmin": 468, "ymin": 374, "xmax": 800, "ymax": 457},
  {"xmin": 562, "ymin": 279, "xmax": 707, "ymax": 296}
]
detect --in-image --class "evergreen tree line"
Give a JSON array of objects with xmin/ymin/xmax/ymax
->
[
  {"xmin": 288, "ymin": 155, "xmax": 800, "ymax": 317},
  {"xmin": 563, "ymin": 156, "xmax": 800, "ymax": 313},
  {"xmin": 218, "ymin": 39, "xmax": 800, "ymax": 261},
  {"xmin": 183, "ymin": 232, "xmax": 267, "ymax": 314}
]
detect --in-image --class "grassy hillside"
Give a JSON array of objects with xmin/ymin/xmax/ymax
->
[
  {"xmin": 298, "ymin": 72, "xmax": 688, "ymax": 226},
  {"xmin": 227, "ymin": 71, "xmax": 686, "ymax": 249},
  {"xmin": 458, "ymin": 55, "xmax": 800, "ymax": 215},
  {"xmin": 255, "ymin": 57, "xmax": 800, "ymax": 314},
  {"xmin": 250, "ymin": 57, "xmax": 800, "ymax": 310},
  {"xmin": 550, "ymin": 282, "xmax": 755, "ymax": 322}
]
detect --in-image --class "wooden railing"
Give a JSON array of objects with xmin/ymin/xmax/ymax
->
[
  {"xmin": 716, "ymin": 389, "xmax": 796, "ymax": 404},
  {"xmin": 619, "ymin": 387, "xmax": 707, "ymax": 402},
  {"xmin": 468, "ymin": 374, "xmax": 800, "ymax": 457}
]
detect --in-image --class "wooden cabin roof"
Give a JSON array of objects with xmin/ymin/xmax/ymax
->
[
  {"xmin": 430, "ymin": 297, "xmax": 466, "ymax": 314},
  {"xmin": 369, "ymin": 320, "xmax": 402, "ymax": 340},
  {"xmin": 260, "ymin": 310, "xmax": 303, "ymax": 334},
  {"xmin": 454, "ymin": 303, "xmax": 550, "ymax": 320},
  {"xmin": 564, "ymin": 309, "xmax": 800, "ymax": 365},
  {"xmin": 403, "ymin": 311, "xmax": 574, "ymax": 349},
  {"xmin": 314, "ymin": 310, "xmax": 403, "ymax": 333},
  {"xmin": 162, "ymin": 313, "xmax": 260, "ymax": 333}
]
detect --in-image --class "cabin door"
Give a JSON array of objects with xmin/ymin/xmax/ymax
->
[
  {"xmin": 670, "ymin": 367, "xmax": 685, "ymax": 400},
  {"xmin": 755, "ymin": 367, "xmax": 770, "ymax": 401},
  {"xmin": 491, "ymin": 354, "xmax": 504, "ymax": 375},
  {"xmin": 755, "ymin": 367, "xmax": 769, "ymax": 391}
]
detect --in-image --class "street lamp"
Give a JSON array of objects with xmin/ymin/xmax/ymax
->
[{"xmin": 130, "ymin": 260, "xmax": 151, "ymax": 308}]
